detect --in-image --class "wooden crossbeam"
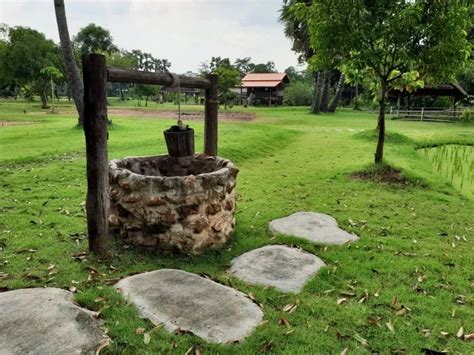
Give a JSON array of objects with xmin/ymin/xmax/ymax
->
[
  {"xmin": 82, "ymin": 54, "xmax": 219, "ymax": 256},
  {"xmin": 107, "ymin": 67, "xmax": 211, "ymax": 89}
]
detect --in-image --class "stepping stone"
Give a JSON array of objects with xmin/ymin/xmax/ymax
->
[
  {"xmin": 115, "ymin": 269, "xmax": 263, "ymax": 344},
  {"xmin": 230, "ymin": 245, "xmax": 325, "ymax": 293},
  {"xmin": 269, "ymin": 212, "xmax": 359, "ymax": 245},
  {"xmin": 0, "ymin": 288, "xmax": 108, "ymax": 355}
]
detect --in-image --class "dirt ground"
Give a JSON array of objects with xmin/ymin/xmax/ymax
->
[
  {"xmin": 0, "ymin": 121, "xmax": 32, "ymax": 127},
  {"xmin": 107, "ymin": 108, "xmax": 256, "ymax": 121}
]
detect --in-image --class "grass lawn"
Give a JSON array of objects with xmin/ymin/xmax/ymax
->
[{"xmin": 1, "ymin": 99, "xmax": 473, "ymax": 354}]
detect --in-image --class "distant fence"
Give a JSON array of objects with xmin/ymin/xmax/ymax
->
[{"xmin": 389, "ymin": 107, "xmax": 464, "ymax": 123}]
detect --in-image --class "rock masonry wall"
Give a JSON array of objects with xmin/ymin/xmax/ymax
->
[{"xmin": 109, "ymin": 154, "xmax": 238, "ymax": 255}]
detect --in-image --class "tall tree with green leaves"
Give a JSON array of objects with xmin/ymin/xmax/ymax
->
[
  {"xmin": 73, "ymin": 23, "xmax": 117, "ymax": 55},
  {"xmin": 304, "ymin": 0, "xmax": 471, "ymax": 164},
  {"xmin": 54, "ymin": 0, "xmax": 84, "ymax": 125},
  {"xmin": 3, "ymin": 26, "xmax": 63, "ymax": 108}
]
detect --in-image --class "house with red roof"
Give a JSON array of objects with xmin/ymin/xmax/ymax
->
[{"xmin": 238, "ymin": 73, "xmax": 290, "ymax": 105}]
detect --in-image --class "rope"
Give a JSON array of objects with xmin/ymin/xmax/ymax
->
[{"xmin": 168, "ymin": 73, "xmax": 181, "ymax": 122}]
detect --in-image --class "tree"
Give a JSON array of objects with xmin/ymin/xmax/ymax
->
[
  {"xmin": 3, "ymin": 26, "xmax": 63, "ymax": 108},
  {"xmin": 252, "ymin": 61, "xmax": 276, "ymax": 73},
  {"xmin": 235, "ymin": 57, "xmax": 254, "ymax": 77},
  {"xmin": 54, "ymin": 0, "xmax": 84, "ymax": 125},
  {"xmin": 200, "ymin": 57, "xmax": 240, "ymax": 109},
  {"xmin": 281, "ymin": 0, "xmax": 347, "ymax": 114},
  {"xmin": 40, "ymin": 66, "xmax": 63, "ymax": 112},
  {"xmin": 106, "ymin": 50, "xmax": 135, "ymax": 100},
  {"xmin": 305, "ymin": 0, "xmax": 471, "ymax": 164},
  {"xmin": 73, "ymin": 23, "xmax": 117, "ymax": 55}
]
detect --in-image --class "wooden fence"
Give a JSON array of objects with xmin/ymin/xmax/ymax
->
[{"xmin": 389, "ymin": 107, "xmax": 463, "ymax": 123}]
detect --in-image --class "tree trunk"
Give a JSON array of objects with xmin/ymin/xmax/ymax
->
[
  {"xmin": 374, "ymin": 82, "xmax": 387, "ymax": 164},
  {"xmin": 353, "ymin": 85, "xmax": 361, "ymax": 110},
  {"xmin": 310, "ymin": 71, "xmax": 323, "ymax": 114},
  {"xmin": 41, "ymin": 89, "xmax": 48, "ymax": 109},
  {"xmin": 54, "ymin": 0, "xmax": 84, "ymax": 126},
  {"xmin": 319, "ymin": 73, "xmax": 330, "ymax": 112},
  {"xmin": 327, "ymin": 72, "xmax": 345, "ymax": 113},
  {"xmin": 119, "ymin": 83, "xmax": 125, "ymax": 101}
]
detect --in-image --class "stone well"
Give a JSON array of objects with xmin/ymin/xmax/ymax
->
[{"xmin": 108, "ymin": 154, "xmax": 238, "ymax": 255}]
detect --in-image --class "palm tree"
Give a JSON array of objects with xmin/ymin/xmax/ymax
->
[{"xmin": 54, "ymin": 0, "xmax": 84, "ymax": 126}]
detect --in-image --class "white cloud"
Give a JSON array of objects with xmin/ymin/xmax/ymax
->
[{"xmin": 0, "ymin": 0, "xmax": 301, "ymax": 73}]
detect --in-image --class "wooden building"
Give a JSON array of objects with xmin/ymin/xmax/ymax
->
[
  {"xmin": 239, "ymin": 73, "xmax": 290, "ymax": 105},
  {"xmin": 388, "ymin": 83, "xmax": 468, "ymax": 110}
]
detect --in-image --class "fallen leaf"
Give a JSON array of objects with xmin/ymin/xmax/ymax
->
[
  {"xmin": 367, "ymin": 315, "xmax": 380, "ymax": 327},
  {"xmin": 94, "ymin": 339, "xmax": 110, "ymax": 355},
  {"xmin": 396, "ymin": 307, "xmax": 408, "ymax": 316},
  {"xmin": 94, "ymin": 297, "xmax": 105, "ymax": 303},
  {"xmin": 386, "ymin": 320, "xmax": 395, "ymax": 333},
  {"xmin": 278, "ymin": 317, "xmax": 290, "ymax": 327},
  {"xmin": 440, "ymin": 331, "xmax": 449, "ymax": 336},
  {"xmin": 463, "ymin": 333, "xmax": 474, "ymax": 340},
  {"xmin": 421, "ymin": 329, "xmax": 431, "ymax": 337},
  {"xmin": 143, "ymin": 332, "xmax": 151, "ymax": 344},
  {"xmin": 354, "ymin": 333, "xmax": 369, "ymax": 346},
  {"xmin": 341, "ymin": 348, "xmax": 349, "ymax": 355},
  {"xmin": 456, "ymin": 327, "xmax": 464, "ymax": 339},
  {"xmin": 69, "ymin": 286, "xmax": 77, "ymax": 293},
  {"xmin": 391, "ymin": 296, "xmax": 398, "ymax": 307},
  {"xmin": 135, "ymin": 327, "xmax": 145, "ymax": 335},
  {"xmin": 259, "ymin": 340, "xmax": 273, "ymax": 353},
  {"xmin": 340, "ymin": 291, "xmax": 356, "ymax": 297},
  {"xmin": 337, "ymin": 298, "xmax": 347, "ymax": 305},
  {"xmin": 421, "ymin": 348, "xmax": 447, "ymax": 354}
]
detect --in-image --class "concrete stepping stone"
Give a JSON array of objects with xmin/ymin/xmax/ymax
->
[
  {"xmin": 0, "ymin": 288, "xmax": 108, "ymax": 355},
  {"xmin": 269, "ymin": 212, "xmax": 359, "ymax": 245},
  {"xmin": 230, "ymin": 245, "xmax": 325, "ymax": 293},
  {"xmin": 115, "ymin": 269, "xmax": 263, "ymax": 344}
]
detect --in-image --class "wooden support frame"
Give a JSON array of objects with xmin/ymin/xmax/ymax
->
[{"xmin": 82, "ymin": 53, "xmax": 219, "ymax": 256}]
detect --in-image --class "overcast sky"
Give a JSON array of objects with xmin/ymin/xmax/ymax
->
[{"xmin": 0, "ymin": 0, "xmax": 302, "ymax": 73}]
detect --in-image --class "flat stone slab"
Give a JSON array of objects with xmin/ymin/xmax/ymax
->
[
  {"xmin": 115, "ymin": 269, "xmax": 263, "ymax": 344},
  {"xmin": 0, "ymin": 288, "xmax": 107, "ymax": 355},
  {"xmin": 230, "ymin": 245, "xmax": 325, "ymax": 293},
  {"xmin": 269, "ymin": 212, "xmax": 359, "ymax": 245}
]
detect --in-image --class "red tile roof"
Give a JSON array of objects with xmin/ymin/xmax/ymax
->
[{"xmin": 240, "ymin": 73, "xmax": 289, "ymax": 88}]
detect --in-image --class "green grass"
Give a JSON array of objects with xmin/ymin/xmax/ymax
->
[
  {"xmin": 1, "ymin": 100, "xmax": 473, "ymax": 354},
  {"xmin": 418, "ymin": 145, "xmax": 474, "ymax": 200}
]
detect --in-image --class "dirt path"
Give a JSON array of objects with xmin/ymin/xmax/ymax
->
[
  {"xmin": 0, "ymin": 121, "xmax": 32, "ymax": 127},
  {"xmin": 107, "ymin": 108, "xmax": 255, "ymax": 121}
]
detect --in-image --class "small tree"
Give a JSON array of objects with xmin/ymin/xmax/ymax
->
[
  {"xmin": 304, "ymin": 0, "xmax": 471, "ymax": 164},
  {"xmin": 200, "ymin": 57, "xmax": 241, "ymax": 109},
  {"xmin": 40, "ymin": 66, "xmax": 63, "ymax": 112}
]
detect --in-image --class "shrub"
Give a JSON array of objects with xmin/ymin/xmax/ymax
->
[
  {"xmin": 461, "ymin": 109, "xmax": 474, "ymax": 123},
  {"xmin": 284, "ymin": 82, "xmax": 313, "ymax": 106}
]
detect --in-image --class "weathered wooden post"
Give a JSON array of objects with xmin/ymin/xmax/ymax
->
[
  {"xmin": 82, "ymin": 53, "xmax": 109, "ymax": 257},
  {"xmin": 204, "ymin": 74, "xmax": 218, "ymax": 156}
]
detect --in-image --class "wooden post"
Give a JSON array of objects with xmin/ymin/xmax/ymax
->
[
  {"xmin": 420, "ymin": 107, "xmax": 424, "ymax": 121},
  {"xmin": 82, "ymin": 53, "xmax": 109, "ymax": 257},
  {"xmin": 204, "ymin": 74, "xmax": 218, "ymax": 156}
]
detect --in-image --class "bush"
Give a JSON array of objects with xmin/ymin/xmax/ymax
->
[
  {"xmin": 284, "ymin": 82, "xmax": 313, "ymax": 106},
  {"xmin": 461, "ymin": 109, "xmax": 474, "ymax": 123}
]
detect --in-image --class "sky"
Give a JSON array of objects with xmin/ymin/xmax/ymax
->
[{"xmin": 0, "ymin": 0, "xmax": 302, "ymax": 73}]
